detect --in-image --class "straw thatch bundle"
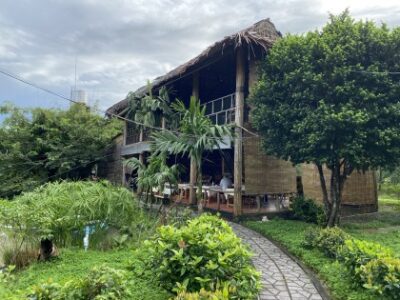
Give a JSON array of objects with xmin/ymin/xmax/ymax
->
[{"xmin": 106, "ymin": 18, "xmax": 281, "ymax": 116}]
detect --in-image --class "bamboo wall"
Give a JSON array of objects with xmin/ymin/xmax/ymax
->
[
  {"xmin": 301, "ymin": 164, "xmax": 378, "ymax": 206},
  {"xmin": 243, "ymin": 136, "xmax": 297, "ymax": 194},
  {"xmin": 244, "ymin": 58, "xmax": 297, "ymax": 194}
]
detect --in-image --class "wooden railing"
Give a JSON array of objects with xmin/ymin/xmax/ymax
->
[
  {"xmin": 203, "ymin": 93, "xmax": 236, "ymax": 125},
  {"xmin": 125, "ymin": 122, "xmax": 140, "ymax": 145},
  {"xmin": 125, "ymin": 93, "xmax": 236, "ymax": 145}
]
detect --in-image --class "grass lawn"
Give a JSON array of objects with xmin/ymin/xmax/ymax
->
[
  {"xmin": 0, "ymin": 247, "xmax": 171, "ymax": 300},
  {"xmin": 341, "ymin": 210, "xmax": 400, "ymax": 253},
  {"xmin": 379, "ymin": 197, "xmax": 400, "ymax": 212},
  {"xmin": 244, "ymin": 218, "xmax": 394, "ymax": 300}
]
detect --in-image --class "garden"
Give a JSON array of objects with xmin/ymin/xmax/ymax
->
[
  {"xmin": 0, "ymin": 181, "xmax": 260, "ymax": 300},
  {"xmin": 1, "ymin": 9, "xmax": 400, "ymax": 300},
  {"xmin": 244, "ymin": 193, "xmax": 400, "ymax": 300}
]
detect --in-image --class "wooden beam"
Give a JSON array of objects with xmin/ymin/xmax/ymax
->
[
  {"xmin": 122, "ymin": 162, "xmax": 126, "ymax": 186},
  {"xmin": 192, "ymin": 72, "xmax": 200, "ymax": 99},
  {"xmin": 234, "ymin": 47, "xmax": 245, "ymax": 216},
  {"xmin": 189, "ymin": 72, "xmax": 200, "ymax": 205}
]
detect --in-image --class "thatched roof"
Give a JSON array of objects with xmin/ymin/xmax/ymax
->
[{"xmin": 106, "ymin": 18, "xmax": 281, "ymax": 116}]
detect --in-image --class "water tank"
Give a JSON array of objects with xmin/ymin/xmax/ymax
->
[{"xmin": 70, "ymin": 89, "xmax": 88, "ymax": 104}]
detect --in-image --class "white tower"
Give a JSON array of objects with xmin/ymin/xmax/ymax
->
[{"xmin": 70, "ymin": 89, "xmax": 88, "ymax": 104}]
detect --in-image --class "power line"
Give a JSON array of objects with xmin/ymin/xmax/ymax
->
[
  {"xmin": 0, "ymin": 67, "xmax": 257, "ymax": 141},
  {"xmin": 0, "ymin": 69, "xmax": 84, "ymax": 105}
]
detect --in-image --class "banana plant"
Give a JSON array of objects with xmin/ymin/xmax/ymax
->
[
  {"xmin": 126, "ymin": 83, "xmax": 176, "ymax": 137},
  {"xmin": 124, "ymin": 153, "xmax": 182, "ymax": 203}
]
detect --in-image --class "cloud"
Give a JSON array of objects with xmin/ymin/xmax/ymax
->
[{"xmin": 0, "ymin": 0, "xmax": 399, "ymax": 111}]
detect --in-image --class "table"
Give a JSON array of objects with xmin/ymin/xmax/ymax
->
[
  {"xmin": 178, "ymin": 183, "xmax": 195, "ymax": 202},
  {"xmin": 202, "ymin": 186, "xmax": 245, "ymax": 210}
]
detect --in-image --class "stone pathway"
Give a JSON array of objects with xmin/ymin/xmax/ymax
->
[{"xmin": 230, "ymin": 223, "xmax": 324, "ymax": 300}]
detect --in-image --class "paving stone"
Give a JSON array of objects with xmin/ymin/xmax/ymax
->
[{"xmin": 230, "ymin": 223, "xmax": 324, "ymax": 300}]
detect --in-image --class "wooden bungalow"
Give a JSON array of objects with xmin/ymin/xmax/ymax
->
[{"xmin": 105, "ymin": 19, "xmax": 377, "ymax": 216}]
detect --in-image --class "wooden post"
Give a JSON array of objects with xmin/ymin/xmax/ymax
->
[
  {"xmin": 189, "ymin": 72, "xmax": 200, "ymax": 205},
  {"xmin": 139, "ymin": 128, "xmax": 144, "ymax": 142},
  {"xmin": 123, "ymin": 122, "xmax": 127, "ymax": 146},
  {"xmin": 161, "ymin": 117, "xmax": 166, "ymax": 130},
  {"xmin": 136, "ymin": 153, "xmax": 144, "ymax": 195},
  {"xmin": 234, "ymin": 47, "xmax": 245, "ymax": 216},
  {"xmin": 122, "ymin": 162, "xmax": 126, "ymax": 186},
  {"xmin": 192, "ymin": 72, "xmax": 200, "ymax": 99},
  {"xmin": 139, "ymin": 153, "xmax": 144, "ymax": 164}
]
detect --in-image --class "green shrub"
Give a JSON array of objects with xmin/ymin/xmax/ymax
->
[
  {"xmin": 0, "ymin": 265, "xmax": 15, "ymax": 284},
  {"xmin": 301, "ymin": 228, "xmax": 320, "ymax": 249},
  {"xmin": 29, "ymin": 281, "xmax": 65, "ymax": 300},
  {"xmin": 302, "ymin": 227, "xmax": 348, "ymax": 258},
  {"xmin": 29, "ymin": 265, "xmax": 131, "ymax": 300},
  {"xmin": 360, "ymin": 257, "xmax": 400, "ymax": 299},
  {"xmin": 340, "ymin": 239, "xmax": 394, "ymax": 283},
  {"xmin": 2, "ymin": 243, "xmax": 37, "ymax": 270},
  {"xmin": 290, "ymin": 196, "xmax": 326, "ymax": 225},
  {"xmin": 136, "ymin": 214, "xmax": 260, "ymax": 299},
  {"xmin": 175, "ymin": 286, "xmax": 234, "ymax": 300},
  {"xmin": 80, "ymin": 265, "xmax": 130, "ymax": 299}
]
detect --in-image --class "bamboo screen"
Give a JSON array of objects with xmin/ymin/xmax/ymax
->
[
  {"xmin": 243, "ymin": 136, "xmax": 297, "ymax": 194},
  {"xmin": 302, "ymin": 164, "xmax": 377, "ymax": 205}
]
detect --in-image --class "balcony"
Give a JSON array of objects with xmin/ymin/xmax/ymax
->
[
  {"xmin": 125, "ymin": 123, "xmax": 141, "ymax": 145},
  {"xmin": 204, "ymin": 93, "xmax": 235, "ymax": 125},
  {"xmin": 122, "ymin": 93, "xmax": 236, "ymax": 155}
]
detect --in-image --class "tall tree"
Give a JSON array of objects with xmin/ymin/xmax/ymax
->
[
  {"xmin": 250, "ymin": 11, "xmax": 400, "ymax": 226},
  {"xmin": 151, "ymin": 97, "xmax": 232, "ymax": 207},
  {"xmin": 0, "ymin": 103, "xmax": 121, "ymax": 198}
]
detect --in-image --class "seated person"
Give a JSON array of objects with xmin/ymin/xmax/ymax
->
[
  {"xmin": 219, "ymin": 173, "xmax": 233, "ymax": 190},
  {"xmin": 202, "ymin": 174, "xmax": 212, "ymax": 185}
]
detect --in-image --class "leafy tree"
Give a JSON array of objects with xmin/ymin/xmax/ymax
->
[
  {"xmin": 0, "ymin": 103, "xmax": 122, "ymax": 198},
  {"xmin": 151, "ymin": 97, "xmax": 232, "ymax": 207},
  {"xmin": 250, "ymin": 11, "xmax": 400, "ymax": 226}
]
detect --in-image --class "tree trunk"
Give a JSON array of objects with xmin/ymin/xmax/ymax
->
[
  {"xmin": 38, "ymin": 239, "xmax": 57, "ymax": 261},
  {"xmin": 378, "ymin": 168, "xmax": 383, "ymax": 191},
  {"xmin": 317, "ymin": 161, "xmax": 354, "ymax": 227},
  {"xmin": 316, "ymin": 164, "xmax": 330, "ymax": 215},
  {"xmin": 196, "ymin": 162, "xmax": 204, "ymax": 213},
  {"xmin": 189, "ymin": 157, "xmax": 197, "ymax": 205},
  {"xmin": 327, "ymin": 162, "xmax": 344, "ymax": 227}
]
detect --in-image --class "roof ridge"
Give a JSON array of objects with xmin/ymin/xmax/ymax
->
[{"xmin": 106, "ymin": 18, "xmax": 281, "ymax": 116}]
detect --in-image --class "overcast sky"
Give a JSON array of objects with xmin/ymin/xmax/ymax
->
[{"xmin": 0, "ymin": 0, "xmax": 399, "ymax": 112}]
